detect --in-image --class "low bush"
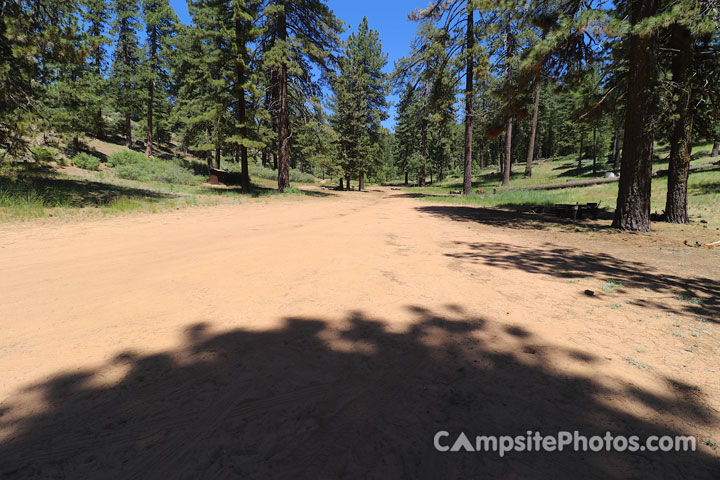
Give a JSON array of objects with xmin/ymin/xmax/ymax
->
[
  {"xmin": 107, "ymin": 150, "xmax": 203, "ymax": 185},
  {"xmin": 72, "ymin": 153, "xmax": 101, "ymax": 171},
  {"xmin": 30, "ymin": 147, "xmax": 57, "ymax": 164}
]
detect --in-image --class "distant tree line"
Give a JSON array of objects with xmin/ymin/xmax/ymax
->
[{"xmin": 1, "ymin": 0, "xmax": 719, "ymax": 229}]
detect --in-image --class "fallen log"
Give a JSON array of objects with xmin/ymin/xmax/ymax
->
[
  {"xmin": 493, "ymin": 161, "xmax": 720, "ymax": 193},
  {"xmin": 493, "ymin": 177, "xmax": 618, "ymax": 192}
]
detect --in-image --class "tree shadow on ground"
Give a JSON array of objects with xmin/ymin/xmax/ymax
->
[
  {"xmin": 444, "ymin": 241, "xmax": 720, "ymax": 321},
  {"xmin": 415, "ymin": 204, "xmax": 614, "ymax": 232},
  {"xmin": 0, "ymin": 306, "xmax": 717, "ymax": 478},
  {"xmin": 195, "ymin": 183, "xmax": 332, "ymax": 198},
  {"xmin": 694, "ymin": 182, "xmax": 720, "ymax": 195},
  {"xmin": 0, "ymin": 175, "xmax": 173, "ymax": 207}
]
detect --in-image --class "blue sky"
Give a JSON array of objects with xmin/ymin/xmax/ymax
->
[{"xmin": 169, "ymin": 0, "xmax": 423, "ymax": 128}]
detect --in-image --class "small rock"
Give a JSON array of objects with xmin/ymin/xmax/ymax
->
[
  {"xmin": 584, "ymin": 290, "xmax": 595, "ymax": 297},
  {"xmin": 700, "ymin": 219, "xmax": 708, "ymax": 224}
]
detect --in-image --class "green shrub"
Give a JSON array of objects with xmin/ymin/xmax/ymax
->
[
  {"xmin": 107, "ymin": 150, "xmax": 147, "ymax": 168},
  {"xmin": 107, "ymin": 150, "xmax": 202, "ymax": 185},
  {"xmin": 30, "ymin": 147, "xmax": 57, "ymax": 164},
  {"xmin": 72, "ymin": 153, "xmax": 101, "ymax": 170}
]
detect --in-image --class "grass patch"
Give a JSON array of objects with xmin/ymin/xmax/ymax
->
[
  {"xmin": 602, "ymin": 280, "xmax": 624, "ymax": 293},
  {"xmin": 625, "ymin": 357, "xmax": 648, "ymax": 369}
]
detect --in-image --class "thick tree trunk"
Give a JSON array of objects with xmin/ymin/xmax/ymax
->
[
  {"xmin": 665, "ymin": 24, "xmax": 694, "ymax": 224},
  {"xmin": 525, "ymin": 79, "xmax": 542, "ymax": 178},
  {"xmin": 358, "ymin": 171, "xmax": 364, "ymax": 191},
  {"xmin": 613, "ymin": 0, "xmax": 660, "ymax": 232},
  {"xmin": 145, "ymin": 78, "xmax": 153, "ymax": 157},
  {"xmin": 235, "ymin": 27, "xmax": 250, "ymax": 193},
  {"xmin": 125, "ymin": 114, "xmax": 132, "ymax": 148},
  {"xmin": 404, "ymin": 171, "xmax": 408, "ymax": 186},
  {"xmin": 277, "ymin": 10, "xmax": 290, "ymax": 192},
  {"xmin": 462, "ymin": 5, "xmax": 474, "ymax": 195},
  {"xmin": 503, "ymin": 117, "xmax": 513, "ymax": 185},
  {"xmin": 339, "ymin": 178, "xmax": 344, "ymax": 190},
  {"xmin": 712, "ymin": 142, "xmax": 719, "ymax": 157}
]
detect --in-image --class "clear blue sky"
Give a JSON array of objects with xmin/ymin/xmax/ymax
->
[{"xmin": 169, "ymin": 0, "xmax": 424, "ymax": 128}]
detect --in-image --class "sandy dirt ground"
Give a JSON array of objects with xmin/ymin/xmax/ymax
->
[{"xmin": 0, "ymin": 187, "xmax": 718, "ymax": 479}]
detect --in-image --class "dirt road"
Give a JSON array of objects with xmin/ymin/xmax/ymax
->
[{"xmin": 1, "ymin": 188, "xmax": 718, "ymax": 478}]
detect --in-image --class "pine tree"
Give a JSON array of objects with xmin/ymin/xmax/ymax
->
[
  {"xmin": 330, "ymin": 17, "xmax": 389, "ymax": 191},
  {"xmin": 261, "ymin": 0, "xmax": 342, "ymax": 191},
  {"xmin": 111, "ymin": 0, "xmax": 143, "ymax": 148},
  {"xmin": 83, "ymin": 0, "xmax": 111, "ymax": 139},
  {"xmin": 142, "ymin": 0, "xmax": 176, "ymax": 157}
]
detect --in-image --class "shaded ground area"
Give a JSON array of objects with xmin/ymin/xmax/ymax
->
[
  {"xmin": 0, "ymin": 172, "xmax": 172, "ymax": 208},
  {"xmin": 1, "ymin": 307, "xmax": 718, "ymax": 479},
  {"xmin": 416, "ymin": 204, "xmax": 614, "ymax": 232},
  {"xmin": 444, "ymin": 241, "xmax": 719, "ymax": 321}
]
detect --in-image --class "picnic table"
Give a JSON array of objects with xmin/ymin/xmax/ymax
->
[{"xmin": 552, "ymin": 203, "xmax": 600, "ymax": 220}]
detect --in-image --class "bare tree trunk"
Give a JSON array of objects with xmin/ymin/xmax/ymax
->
[
  {"xmin": 712, "ymin": 142, "xmax": 719, "ymax": 157},
  {"xmin": 277, "ymin": 9, "xmax": 290, "ymax": 192},
  {"xmin": 665, "ymin": 24, "xmax": 694, "ymax": 224},
  {"xmin": 358, "ymin": 171, "xmax": 364, "ymax": 191},
  {"xmin": 404, "ymin": 171, "xmax": 408, "ymax": 186},
  {"xmin": 125, "ymin": 114, "xmax": 132, "ymax": 148},
  {"xmin": 339, "ymin": 178, "xmax": 344, "ymax": 190},
  {"xmin": 145, "ymin": 78, "xmax": 153, "ymax": 157},
  {"xmin": 613, "ymin": 0, "xmax": 660, "ymax": 232},
  {"xmin": 502, "ymin": 27, "xmax": 514, "ymax": 186},
  {"xmin": 525, "ymin": 79, "xmax": 542, "ymax": 178},
  {"xmin": 592, "ymin": 126, "xmax": 597, "ymax": 175},
  {"xmin": 236, "ymin": 24, "xmax": 250, "ymax": 193},
  {"xmin": 215, "ymin": 147, "xmax": 221, "ymax": 170},
  {"xmin": 462, "ymin": 5, "xmax": 474, "ymax": 195}
]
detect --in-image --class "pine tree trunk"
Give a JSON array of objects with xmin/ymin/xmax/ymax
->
[
  {"xmin": 611, "ymin": 123, "xmax": 619, "ymax": 169},
  {"xmin": 614, "ymin": 135, "xmax": 623, "ymax": 171},
  {"xmin": 339, "ymin": 178, "xmax": 344, "ymax": 190},
  {"xmin": 215, "ymin": 147, "xmax": 221, "ymax": 170},
  {"xmin": 525, "ymin": 81, "xmax": 541, "ymax": 179},
  {"xmin": 235, "ymin": 17, "xmax": 250, "ymax": 193},
  {"xmin": 711, "ymin": 142, "xmax": 719, "ymax": 157},
  {"xmin": 358, "ymin": 171, "xmax": 364, "ymax": 191},
  {"xmin": 480, "ymin": 147, "xmax": 485, "ymax": 169},
  {"xmin": 577, "ymin": 137, "xmax": 584, "ymax": 169},
  {"xmin": 502, "ymin": 27, "xmax": 513, "ymax": 186},
  {"xmin": 125, "ymin": 114, "xmax": 132, "ymax": 148},
  {"xmin": 273, "ymin": 153, "xmax": 277, "ymax": 170},
  {"xmin": 404, "ymin": 171, "xmax": 408, "ymax": 186},
  {"xmin": 462, "ymin": 5, "xmax": 474, "ymax": 195},
  {"xmin": 592, "ymin": 126, "xmax": 597, "ymax": 175},
  {"xmin": 665, "ymin": 24, "xmax": 694, "ymax": 224},
  {"xmin": 613, "ymin": 0, "xmax": 660, "ymax": 232},
  {"xmin": 277, "ymin": 9, "xmax": 290, "ymax": 192},
  {"xmin": 503, "ymin": 117, "xmax": 513, "ymax": 185},
  {"xmin": 145, "ymin": 78, "xmax": 153, "ymax": 157}
]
